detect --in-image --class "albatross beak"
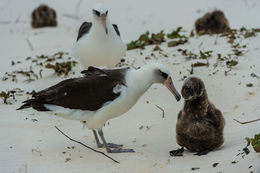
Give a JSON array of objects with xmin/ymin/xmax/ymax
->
[
  {"xmin": 164, "ymin": 77, "xmax": 181, "ymax": 101},
  {"xmin": 100, "ymin": 14, "xmax": 108, "ymax": 34}
]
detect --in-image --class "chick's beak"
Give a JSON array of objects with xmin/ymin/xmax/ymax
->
[
  {"xmin": 100, "ymin": 14, "xmax": 108, "ymax": 34},
  {"xmin": 164, "ymin": 77, "xmax": 181, "ymax": 101}
]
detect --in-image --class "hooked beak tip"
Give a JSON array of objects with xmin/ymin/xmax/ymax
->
[
  {"xmin": 175, "ymin": 94, "xmax": 181, "ymax": 101},
  {"xmin": 164, "ymin": 77, "xmax": 181, "ymax": 101}
]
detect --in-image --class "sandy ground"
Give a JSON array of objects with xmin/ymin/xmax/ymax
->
[{"xmin": 0, "ymin": 0, "xmax": 260, "ymax": 172}]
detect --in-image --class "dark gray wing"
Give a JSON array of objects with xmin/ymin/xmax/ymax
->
[
  {"xmin": 81, "ymin": 66, "xmax": 129, "ymax": 86},
  {"xmin": 112, "ymin": 24, "xmax": 120, "ymax": 37},
  {"xmin": 17, "ymin": 67, "xmax": 129, "ymax": 111},
  {"xmin": 77, "ymin": 22, "xmax": 92, "ymax": 41}
]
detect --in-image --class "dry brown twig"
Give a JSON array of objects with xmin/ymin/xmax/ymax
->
[
  {"xmin": 54, "ymin": 126, "xmax": 119, "ymax": 163},
  {"xmin": 26, "ymin": 38, "xmax": 34, "ymax": 51},
  {"xmin": 155, "ymin": 104, "xmax": 165, "ymax": 118},
  {"xmin": 233, "ymin": 118, "xmax": 260, "ymax": 124}
]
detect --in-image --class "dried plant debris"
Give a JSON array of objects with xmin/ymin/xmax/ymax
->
[
  {"xmin": 250, "ymin": 73, "xmax": 259, "ymax": 79},
  {"xmin": 240, "ymin": 27, "xmax": 260, "ymax": 38},
  {"xmin": 168, "ymin": 39, "xmax": 188, "ymax": 47},
  {"xmin": 220, "ymin": 29, "xmax": 238, "ymax": 44},
  {"xmin": 31, "ymin": 4, "xmax": 57, "ymax": 28},
  {"xmin": 221, "ymin": 27, "xmax": 260, "ymax": 45},
  {"xmin": 213, "ymin": 163, "xmax": 219, "ymax": 168},
  {"xmin": 190, "ymin": 30, "xmax": 195, "ymax": 37},
  {"xmin": 245, "ymin": 133, "xmax": 260, "ymax": 152},
  {"xmin": 0, "ymin": 89, "xmax": 24, "ymax": 104},
  {"xmin": 65, "ymin": 158, "xmax": 71, "ymax": 162},
  {"xmin": 2, "ymin": 52, "xmax": 76, "ymax": 82},
  {"xmin": 127, "ymin": 30, "xmax": 165, "ymax": 50},
  {"xmin": 195, "ymin": 10, "xmax": 230, "ymax": 35},
  {"xmin": 0, "ymin": 91, "xmax": 12, "ymax": 104},
  {"xmin": 178, "ymin": 49, "xmax": 198, "ymax": 59},
  {"xmin": 2, "ymin": 64, "xmax": 40, "ymax": 82},
  {"xmin": 192, "ymin": 61, "xmax": 209, "ymax": 67},
  {"xmin": 153, "ymin": 45, "xmax": 162, "ymax": 51},
  {"xmin": 45, "ymin": 61, "xmax": 77, "ymax": 76},
  {"xmin": 32, "ymin": 148, "xmax": 42, "ymax": 156},
  {"xmin": 191, "ymin": 167, "xmax": 200, "ymax": 171},
  {"xmin": 177, "ymin": 49, "xmax": 213, "ymax": 60}
]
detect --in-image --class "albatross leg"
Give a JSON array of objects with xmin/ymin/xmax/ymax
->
[
  {"xmin": 92, "ymin": 130, "xmax": 123, "ymax": 148},
  {"xmin": 97, "ymin": 129, "xmax": 135, "ymax": 153}
]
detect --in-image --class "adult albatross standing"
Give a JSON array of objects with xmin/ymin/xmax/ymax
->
[
  {"xmin": 72, "ymin": 3, "xmax": 126, "ymax": 68},
  {"xmin": 18, "ymin": 63, "xmax": 181, "ymax": 153}
]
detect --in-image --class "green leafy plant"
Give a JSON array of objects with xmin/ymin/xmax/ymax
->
[
  {"xmin": 0, "ymin": 91, "xmax": 11, "ymax": 104},
  {"xmin": 127, "ymin": 30, "xmax": 165, "ymax": 50},
  {"xmin": 246, "ymin": 83, "xmax": 253, "ymax": 87},
  {"xmin": 226, "ymin": 60, "xmax": 238, "ymax": 68},
  {"xmin": 167, "ymin": 27, "xmax": 187, "ymax": 39},
  {"xmin": 199, "ymin": 50, "xmax": 213, "ymax": 59},
  {"xmin": 245, "ymin": 133, "xmax": 260, "ymax": 152}
]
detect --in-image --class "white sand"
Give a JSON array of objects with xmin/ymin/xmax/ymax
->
[{"xmin": 0, "ymin": 0, "xmax": 260, "ymax": 172}]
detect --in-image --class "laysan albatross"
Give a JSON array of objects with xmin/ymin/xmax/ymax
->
[
  {"xmin": 72, "ymin": 3, "xmax": 126, "ymax": 68},
  {"xmin": 18, "ymin": 63, "xmax": 181, "ymax": 153}
]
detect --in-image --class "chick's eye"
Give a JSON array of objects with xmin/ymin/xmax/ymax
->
[{"xmin": 94, "ymin": 10, "xmax": 100, "ymax": 16}]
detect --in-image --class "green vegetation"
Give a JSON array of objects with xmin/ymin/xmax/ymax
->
[
  {"xmin": 127, "ymin": 31, "xmax": 165, "ymax": 50},
  {"xmin": 245, "ymin": 133, "xmax": 260, "ymax": 152},
  {"xmin": 45, "ymin": 61, "xmax": 77, "ymax": 76},
  {"xmin": 0, "ymin": 91, "xmax": 11, "ymax": 104},
  {"xmin": 226, "ymin": 60, "xmax": 238, "ymax": 68}
]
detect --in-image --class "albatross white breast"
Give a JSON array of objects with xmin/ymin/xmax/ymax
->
[
  {"xmin": 18, "ymin": 63, "xmax": 181, "ymax": 153},
  {"xmin": 72, "ymin": 3, "xmax": 126, "ymax": 68}
]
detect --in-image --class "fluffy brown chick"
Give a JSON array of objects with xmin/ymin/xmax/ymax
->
[
  {"xmin": 170, "ymin": 76, "xmax": 225, "ymax": 156},
  {"xmin": 31, "ymin": 5, "xmax": 57, "ymax": 28},
  {"xmin": 195, "ymin": 10, "xmax": 230, "ymax": 34}
]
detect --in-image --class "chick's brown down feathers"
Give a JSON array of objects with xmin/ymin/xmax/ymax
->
[
  {"xmin": 195, "ymin": 10, "xmax": 230, "ymax": 34},
  {"xmin": 176, "ymin": 77, "xmax": 225, "ymax": 153}
]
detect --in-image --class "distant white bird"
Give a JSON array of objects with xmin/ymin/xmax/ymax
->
[
  {"xmin": 18, "ymin": 63, "xmax": 181, "ymax": 153},
  {"xmin": 72, "ymin": 3, "xmax": 126, "ymax": 68}
]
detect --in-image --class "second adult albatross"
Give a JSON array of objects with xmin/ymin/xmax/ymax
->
[
  {"xmin": 72, "ymin": 3, "xmax": 126, "ymax": 68},
  {"xmin": 17, "ymin": 63, "xmax": 181, "ymax": 153}
]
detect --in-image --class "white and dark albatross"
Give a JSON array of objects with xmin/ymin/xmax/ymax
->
[
  {"xmin": 72, "ymin": 3, "xmax": 126, "ymax": 68},
  {"xmin": 17, "ymin": 63, "xmax": 181, "ymax": 153}
]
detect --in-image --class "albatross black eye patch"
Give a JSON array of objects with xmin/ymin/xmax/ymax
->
[
  {"xmin": 93, "ymin": 10, "xmax": 100, "ymax": 16},
  {"xmin": 159, "ymin": 70, "xmax": 168, "ymax": 79},
  {"xmin": 162, "ymin": 72, "xmax": 168, "ymax": 79}
]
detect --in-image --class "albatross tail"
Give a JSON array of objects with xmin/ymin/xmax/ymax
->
[{"xmin": 17, "ymin": 99, "xmax": 49, "ymax": 111}]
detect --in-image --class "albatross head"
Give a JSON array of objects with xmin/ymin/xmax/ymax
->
[
  {"xmin": 92, "ymin": 3, "xmax": 109, "ymax": 34},
  {"xmin": 139, "ymin": 63, "xmax": 181, "ymax": 101}
]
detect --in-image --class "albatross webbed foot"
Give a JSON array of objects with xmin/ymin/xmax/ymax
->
[
  {"xmin": 92, "ymin": 130, "xmax": 123, "ymax": 148},
  {"xmin": 169, "ymin": 147, "xmax": 184, "ymax": 156},
  {"xmin": 194, "ymin": 150, "xmax": 209, "ymax": 156},
  {"xmin": 98, "ymin": 143, "xmax": 123, "ymax": 148},
  {"xmin": 107, "ymin": 148, "xmax": 135, "ymax": 153},
  {"xmin": 97, "ymin": 129, "xmax": 135, "ymax": 153}
]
